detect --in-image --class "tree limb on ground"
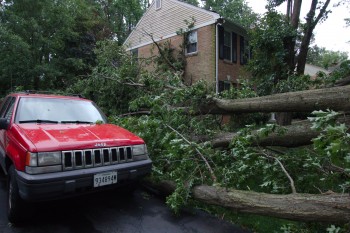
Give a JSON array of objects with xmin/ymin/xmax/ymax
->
[
  {"xmin": 207, "ymin": 115, "xmax": 350, "ymax": 148},
  {"xmin": 189, "ymin": 85, "xmax": 350, "ymax": 115},
  {"xmin": 144, "ymin": 180, "xmax": 350, "ymax": 223}
]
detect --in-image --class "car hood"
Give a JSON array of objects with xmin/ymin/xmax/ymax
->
[{"xmin": 15, "ymin": 123, "xmax": 144, "ymax": 151}]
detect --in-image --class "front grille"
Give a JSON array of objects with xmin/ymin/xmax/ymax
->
[{"xmin": 62, "ymin": 147, "xmax": 133, "ymax": 171}]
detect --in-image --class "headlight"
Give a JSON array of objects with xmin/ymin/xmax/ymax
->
[
  {"xmin": 132, "ymin": 144, "xmax": 147, "ymax": 156},
  {"xmin": 26, "ymin": 152, "xmax": 38, "ymax": 166},
  {"xmin": 25, "ymin": 151, "xmax": 62, "ymax": 174},
  {"xmin": 132, "ymin": 144, "xmax": 148, "ymax": 161},
  {"xmin": 38, "ymin": 152, "xmax": 62, "ymax": 166}
]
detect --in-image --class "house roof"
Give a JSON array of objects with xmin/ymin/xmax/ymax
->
[
  {"xmin": 304, "ymin": 64, "xmax": 330, "ymax": 77},
  {"xmin": 123, "ymin": 0, "xmax": 245, "ymax": 50}
]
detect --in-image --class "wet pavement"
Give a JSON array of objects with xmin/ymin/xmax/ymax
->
[{"xmin": 0, "ymin": 170, "xmax": 249, "ymax": 233}]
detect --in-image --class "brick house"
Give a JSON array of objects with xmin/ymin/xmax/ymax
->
[{"xmin": 123, "ymin": 0, "xmax": 249, "ymax": 93}]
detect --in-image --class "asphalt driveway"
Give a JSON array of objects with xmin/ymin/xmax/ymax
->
[{"xmin": 0, "ymin": 170, "xmax": 249, "ymax": 233}]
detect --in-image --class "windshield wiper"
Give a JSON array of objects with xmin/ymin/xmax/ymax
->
[
  {"xmin": 19, "ymin": 119, "xmax": 59, "ymax": 124},
  {"xmin": 61, "ymin": 120, "xmax": 93, "ymax": 124}
]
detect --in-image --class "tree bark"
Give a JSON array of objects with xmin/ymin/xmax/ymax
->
[
  {"xmin": 296, "ymin": 0, "xmax": 331, "ymax": 75},
  {"xmin": 210, "ymin": 120, "xmax": 317, "ymax": 148},
  {"xmin": 193, "ymin": 85, "xmax": 350, "ymax": 115},
  {"xmin": 146, "ymin": 180, "xmax": 350, "ymax": 223},
  {"xmin": 208, "ymin": 115, "xmax": 350, "ymax": 148},
  {"xmin": 193, "ymin": 185, "xmax": 350, "ymax": 223},
  {"xmin": 335, "ymin": 76, "xmax": 350, "ymax": 86}
]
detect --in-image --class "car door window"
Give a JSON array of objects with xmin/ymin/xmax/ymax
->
[
  {"xmin": 0, "ymin": 97, "xmax": 11, "ymax": 117},
  {"xmin": 2, "ymin": 97, "xmax": 15, "ymax": 121}
]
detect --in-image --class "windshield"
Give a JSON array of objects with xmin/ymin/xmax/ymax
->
[{"xmin": 15, "ymin": 97, "xmax": 107, "ymax": 124}]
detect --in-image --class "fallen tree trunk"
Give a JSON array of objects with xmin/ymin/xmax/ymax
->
[
  {"xmin": 194, "ymin": 185, "xmax": 350, "ymax": 223},
  {"xmin": 210, "ymin": 121, "xmax": 315, "ymax": 148},
  {"xmin": 194, "ymin": 85, "xmax": 350, "ymax": 114},
  {"xmin": 146, "ymin": 180, "xmax": 350, "ymax": 223},
  {"xmin": 209, "ymin": 115, "xmax": 350, "ymax": 148}
]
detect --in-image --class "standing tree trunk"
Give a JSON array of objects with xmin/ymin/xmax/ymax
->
[{"xmin": 296, "ymin": 0, "xmax": 331, "ymax": 75}]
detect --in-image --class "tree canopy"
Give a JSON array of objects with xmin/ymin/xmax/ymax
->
[{"xmin": 0, "ymin": 0, "xmax": 147, "ymax": 95}]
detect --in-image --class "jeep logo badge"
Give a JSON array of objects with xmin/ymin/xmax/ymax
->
[{"xmin": 95, "ymin": 143, "xmax": 107, "ymax": 147}]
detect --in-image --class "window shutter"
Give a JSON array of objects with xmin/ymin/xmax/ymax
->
[
  {"xmin": 231, "ymin": 32, "xmax": 237, "ymax": 63},
  {"xmin": 218, "ymin": 25, "xmax": 224, "ymax": 60},
  {"xmin": 240, "ymin": 36, "xmax": 245, "ymax": 65}
]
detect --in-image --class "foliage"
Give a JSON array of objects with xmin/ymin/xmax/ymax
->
[
  {"xmin": 71, "ymin": 38, "xmax": 349, "ymax": 230},
  {"xmin": 307, "ymin": 45, "xmax": 349, "ymax": 69},
  {"xmin": 309, "ymin": 60, "xmax": 350, "ymax": 88},
  {"xmin": 309, "ymin": 110, "xmax": 350, "ymax": 191},
  {"xmin": 0, "ymin": 0, "xmax": 106, "ymax": 95},
  {"xmin": 247, "ymin": 10, "xmax": 295, "ymax": 95},
  {"xmin": 110, "ymin": 82, "xmax": 221, "ymax": 213},
  {"xmin": 94, "ymin": 0, "xmax": 148, "ymax": 44},
  {"xmin": 328, "ymin": 60, "xmax": 350, "ymax": 82},
  {"xmin": 107, "ymin": 70, "xmax": 349, "ymax": 232},
  {"xmin": 247, "ymin": 0, "xmax": 341, "ymax": 96},
  {"xmin": 203, "ymin": 0, "xmax": 258, "ymax": 28},
  {"xmin": 0, "ymin": 0, "xmax": 148, "ymax": 97},
  {"xmin": 66, "ymin": 40, "xmax": 142, "ymax": 115},
  {"xmin": 274, "ymin": 74, "xmax": 312, "ymax": 93},
  {"xmin": 219, "ymin": 81, "xmax": 269, "ymax": 128},
  {"xmin": 180, "ymin": 0, "xmax": 199, "ymax": 6}
]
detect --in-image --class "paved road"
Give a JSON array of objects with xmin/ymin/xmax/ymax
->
[{"xmin": 0, "ymin": 170, "xmax": 248, "ymax": 233}]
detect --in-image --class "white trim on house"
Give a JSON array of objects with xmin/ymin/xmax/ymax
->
[
  {"xmin": 125, "ymin": 19, "xmax": 217, "ymax": 51},
  {"xmin": 123, "ymin": 0, "xmax": 221, "ymax": 50},
  {"xmin": 169, "ymin": 0, "xmax": 220, "ymax": 19}
]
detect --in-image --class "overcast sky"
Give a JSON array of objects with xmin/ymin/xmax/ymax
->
[{"xmin": 245, "ymin": 0, "xmax": 350, "ymax": 55}]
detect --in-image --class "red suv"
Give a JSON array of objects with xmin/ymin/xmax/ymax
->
[{"xmin": 0, "ymin": 92, "xmax": 152, "ymax": 223}]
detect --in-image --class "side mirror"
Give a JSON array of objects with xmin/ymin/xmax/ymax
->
[{"xmin": 0, "ymin": 118, "xmax": 9, "ymax": 130}]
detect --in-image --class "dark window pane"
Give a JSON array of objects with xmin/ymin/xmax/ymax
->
[
  {"xmin": 224, "ymin": 46, "xmax": 231, "ymax": 60},
  {"xmin": 218, "ymin": 81, "xmax": 231, "ymax": 93},
  {"xmin": 232, "ymin": 32, "xmax": 237, "ymax": 63},
  {"xmin": 187, "ymin": 43, "xmax": 197, "ymax": 53}
]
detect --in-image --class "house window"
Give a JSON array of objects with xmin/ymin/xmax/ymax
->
[
  {"xmin": 131, "ymin": 48, "xmax": 138, "ymax": 57},
  {"xmin": 218, "ymin": 80, "xmax": 231, "ymax": 93},
  {"xmin": 131, "ymin": 48, "xmax": 138, "ymax": 63},
  {"xmin": 155, "ymin": 0, "xmax": 161, "ymax": 10},
  {"xmin": 232, "ymin": 32, "xmax": 237, "ymax": 63},
  {"xmin": 223, "ymin": 31, "xmax": 231, "ymax": 60},
  {"xmin": 240, "ymin": 36, "xmax": 248, "ymax": 65},
  {"xmin": 186, "ymin": 30, "xmax": 197, "ymax": 54}
]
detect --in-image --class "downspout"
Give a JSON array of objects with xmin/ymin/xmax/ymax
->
[
  {"xmin": 215, "ymin": 21, "xmax": 219, "ymax": 95},
  {"xmin": 215, "ymin": 17, "xmax": 223, "ymax": 95}
]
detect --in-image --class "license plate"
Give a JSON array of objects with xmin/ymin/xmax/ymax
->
[{"xmin": 93, "ymin": 171, "xmax": 118, "ymax": 187}]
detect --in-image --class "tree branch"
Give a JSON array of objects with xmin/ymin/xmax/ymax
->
[
  {"xmin": 258, "ymin": 149, "xmax": 297, "ymax": 194},
  {"xmin": 118, "ymin": 111, "xmax": 151, "ymax": 117},
  {"xmin": 165, "ymin": 124, "xmax": 217, "ymax": 182},
  {"xmin": 314, "ymin": 0, "xmax": 331, "ymax": 27},
  {"xmin": 142, "ymin": 29, "xmax": 178, "ymax": 72}
]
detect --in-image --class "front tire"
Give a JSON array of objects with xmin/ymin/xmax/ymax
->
[{"xmin": 7, "ymin": 165, "xmax": 25, "ymax": 224}]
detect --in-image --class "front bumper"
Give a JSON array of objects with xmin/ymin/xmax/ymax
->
[{"xmin": 15, "ymin": 159, "xmax": 152, "ymax": 201}]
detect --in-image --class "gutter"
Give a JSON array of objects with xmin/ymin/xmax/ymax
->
[
  {"xmin": 215, "ymin": 17, "xmax": 223, "ymax": 95},
  {"xmin": 215, "ymin": 22, "xmax": 219, "ymax": 95}
]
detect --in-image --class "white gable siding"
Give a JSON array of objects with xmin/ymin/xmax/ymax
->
[{"xmin": 124, "ymin": 0, "xmax": 219, "ymax": 50}]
